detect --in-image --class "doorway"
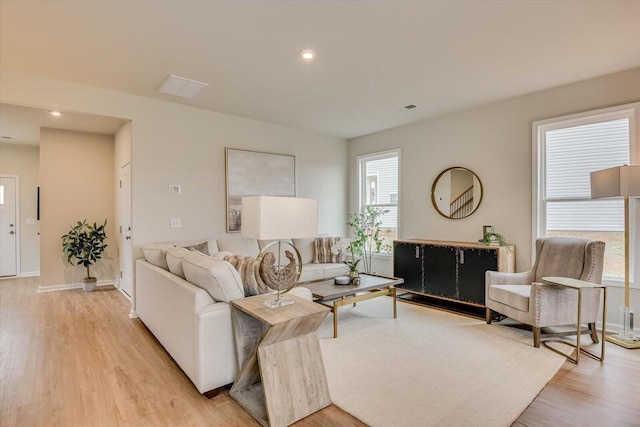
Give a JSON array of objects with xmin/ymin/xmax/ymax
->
[{"xmin": 0, "ymin": 176, "xmax": 18, "ymax": 277}]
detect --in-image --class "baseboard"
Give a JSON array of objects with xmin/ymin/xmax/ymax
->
[
  {"xmin": 37, "ymin": 280, "xmax": 116, "ymax": 293},
  {"xmin": 597, "ymin": 320, "xmax": 640, "ymax": 337},
  {"xmin": 19, "ymin": 271, "xmax": 40, "ymax": 277}
]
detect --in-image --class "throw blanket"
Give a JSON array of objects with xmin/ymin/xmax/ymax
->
[{"xmin": 223, "ymin": 254, "xmax": 268, "ymax": 296}]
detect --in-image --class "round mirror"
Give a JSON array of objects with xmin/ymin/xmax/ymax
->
[{"xmin": 431, "ymin": 167, "xmax": 483, "ymax": 219}]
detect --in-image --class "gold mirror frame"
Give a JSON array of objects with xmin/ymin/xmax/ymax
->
[{"xmin": 430, "ymin": 167, "xmax": 483, "ymax": 219}]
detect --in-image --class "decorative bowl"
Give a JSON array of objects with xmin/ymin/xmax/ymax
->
[{"xmin": 334, "ymin": 276, "xmax": 351, "ymax": 285}]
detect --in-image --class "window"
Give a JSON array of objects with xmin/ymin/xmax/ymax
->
[
  {"xmin": 358, "ymin": 149, "xmax": 400, "ymax": 253},
  {"xmin": 533, "ymin": 103, "xmax": 639, "ymax": 283}
]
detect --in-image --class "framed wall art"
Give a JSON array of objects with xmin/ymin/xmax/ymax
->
[{"xmin": 225, "ymin": 148, "xmax": 296, "ymax": 232}]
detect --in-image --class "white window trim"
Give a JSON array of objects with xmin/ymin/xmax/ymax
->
[
  {"xmin": 356, "ymin": 148, "xmax": 401, "ymax": 254},
  {"xmin": 532, "ymin": 102, "xmax": 640, "ymax": 288}
]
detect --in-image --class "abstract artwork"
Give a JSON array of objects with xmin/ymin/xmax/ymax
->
[{"xmin": 225, "ymin": 148, "xmax": 295, "ymax": 232}]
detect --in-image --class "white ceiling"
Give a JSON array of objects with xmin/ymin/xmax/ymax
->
[
  {"xmin": 0, "ymin": 104, "xmax": 125, "ymax": 146},
  {"xmin": 1, "ymin": 1, "xmax": 639, "ymax": 139}
]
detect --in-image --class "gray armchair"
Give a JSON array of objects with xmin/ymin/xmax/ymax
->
[{"xmin": 486, "ymin": 237, "xmax": 605, "ymax": 347}]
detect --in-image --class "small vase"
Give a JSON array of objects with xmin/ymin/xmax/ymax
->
[{"xmin": 348, "ymin": 270, "xmax": 360, "ymax": 285}]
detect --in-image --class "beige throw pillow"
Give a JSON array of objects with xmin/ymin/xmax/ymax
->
[
  {"xmin": 181, "ymin": 251, "xmax": 244, "ymax": 302},
  {"xmin": 165, "ymin": 246, "xmax": 191, "ymax": 279}
]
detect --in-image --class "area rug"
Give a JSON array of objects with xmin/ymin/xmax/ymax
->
[{"xmin": 318, "ymin": 297, "xmax": 567, "ymax": 427}]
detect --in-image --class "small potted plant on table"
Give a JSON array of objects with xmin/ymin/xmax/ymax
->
[{"xmin": 61, "ymin": 219, "xmax": 108, "ymax": 292}]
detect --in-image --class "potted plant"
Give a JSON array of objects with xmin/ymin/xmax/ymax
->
[
  {"xmin": 331, "ymin": 237, "xmax": 361, "ymax": 280},
  {"xmin": 346, "ymin": 206, "xmax": 391, "ymax": 273},
  {"xmin": 61, "ymin": 219, "xmax": 108, "ymax": 292},
  {"xmin": 480, "ymin": 231, "xmax": 509, "ymax": 247}
]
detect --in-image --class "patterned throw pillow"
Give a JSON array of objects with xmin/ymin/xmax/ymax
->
[
  {"xmin": 313, "ymin": 237, "xmax": 343, "ymax": 263},
  {"xmin": 223, "ymin": 254, "xmax": 268, "ymax": 296}
]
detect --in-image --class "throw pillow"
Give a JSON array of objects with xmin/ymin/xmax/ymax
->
[
  {"xmin": 313, "ymin": 237, "xmax": 343, "ymax": 263},
  {"xmin": 142, "ymin": 244, "xmax": 174, "ymax": 270},
  {"xmin": 223, "ymin": 254, "xmax": 269, "ymax": 297},
  {"xmin": 165, "ymin": 246, "xmax": 191, "ymax": 279},
  {"xmin": 184, "ymin": 241, "xmax": 210, "ymax": 256},
  {"xmin": 181, "ymin": 251, "xmax": 244, "ymax": 302}
]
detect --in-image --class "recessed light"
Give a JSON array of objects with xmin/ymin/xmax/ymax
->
[
  {"xmin": 300, "ymin": 49, "xmax": 316, "ymax": 60},
  {"xmin": 50, "ymin": 111, "xmax": 62, "ymax": 116},
  {"xmin": 404, "ymin": 105, "xmax": 417, "ymax": 110}
]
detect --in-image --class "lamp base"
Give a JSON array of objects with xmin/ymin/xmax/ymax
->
[
  {"xmin": 605, "ymin": 333, "xmax": 640, "ymax": 349},
  {"xmin": 606, "ymin": 305, "xmax": 640, "ymax": 348},
  {"xmin": 262, "ymin": 296, "xmax": 295, "ymax": 308}
]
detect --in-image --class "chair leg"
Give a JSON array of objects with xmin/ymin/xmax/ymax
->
[
  {"xmin": 533, "ymin": 327, "xmax": 541, "ymax": 348},
  {"xmin": 588, "ymin": 323, "xmax": 599, "ymax": 343},
  {"xmin": 485, "ymin": 308, "xmax": 492, "ymax": 324}
]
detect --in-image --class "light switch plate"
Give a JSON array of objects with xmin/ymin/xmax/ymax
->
[
  {"xmin": 26, "ymin": 218, "xmax": 37, "ymax": 225},
  {"xmin": 170, "ymin": 218, "xmax": 181, "ymax": 228}
]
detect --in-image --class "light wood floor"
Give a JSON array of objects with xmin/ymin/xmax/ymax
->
[{"xmin": 1, "ymin": 277, "xmax": 638, "ymax": 427}]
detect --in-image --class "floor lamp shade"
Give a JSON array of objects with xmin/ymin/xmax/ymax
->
[
  {"xmin": 590, "ymin": 165, "xmax": 640, "ymax": 198},
  {"xmin": 241, "ymin": 196, "xmax": 318, "ymax": 240},
  {"xmin": 590, "ymin": 164, "xmax": 640, "ymax": 349}
]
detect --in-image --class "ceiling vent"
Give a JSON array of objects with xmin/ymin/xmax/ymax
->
[{"xmin": 158, "ymin": 74, "xmax": 209, "ymax": 99}]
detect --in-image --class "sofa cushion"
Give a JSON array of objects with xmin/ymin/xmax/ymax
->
[
  {"xmin": 217, "ymin": 238, "xmax": 260, "ymax": 257},
  {"xmin": 182, "ymin": 251, "xmax": 244, "ymax": 302},
  {"xmin": 184, "ymin": 241, "xmax": 210, "ymax": 256},
  {"xmin": 488, "ymin": 284, "xmax": 530, "ymax": 312},
  {"xmin": 293, "ymin": 238, "xmax": 315, "ymax": 264},
  {"xmin": 299, "ymin": 264, "xmax": 324, "ymax": 283},
  {"xmin": 166, "ymin": 246, "xmax": 191, "ymax": 279},
  {"xmin": 313, "ymin": 237, "xmax": 343, "ymax": 263},
  {"xmin": 143, "ymin": 244, "xmax": 174, "ymax": 270},
  {"xmin": 259, "ymin": 239, "xmax": 295, "ymax": 262},
  {"xmin": 321, "ymin": 263, "xmax": 349, "ymax": 279},
  {"xmin": 207, "ymin": 238, "xmax": 220, "ymax": 255}
]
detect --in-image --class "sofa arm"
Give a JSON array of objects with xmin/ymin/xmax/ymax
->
[
  {"xmin": 192, "ymin": 302, "xmax": 238, "ymax": 393},
  {"xmin": 289, "ymin": 286, "xmax": 312, "ymax": 301}
]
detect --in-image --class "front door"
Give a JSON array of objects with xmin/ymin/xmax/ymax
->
[{"xmin": 0, "ymin": 176, "xmax": 18, "ymax": 277}]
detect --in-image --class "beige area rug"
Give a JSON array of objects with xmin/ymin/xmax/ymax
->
[{"xmin": 318, "ymin": 297, "xmax": 568, "ymax": 427}]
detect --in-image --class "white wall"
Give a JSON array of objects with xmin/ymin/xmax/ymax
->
[
  {"xmin": 349, "ymin": 67, "xmax": 640, "ymax": 329},
  {"xmin": 0, "ymin": 143, "xmax": 40, "ymax": 275},
  {"xmin": 0, "ymin": 71, "xmax": 348, "ymax": 290},
  {"xmin": 39, "ymin": 128, "xmax": 116, "ymax": 287}
]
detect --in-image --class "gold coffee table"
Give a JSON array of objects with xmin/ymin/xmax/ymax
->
[{"xmin": 299, "ymin": 273, "xmax": 404, "ymax": 338}]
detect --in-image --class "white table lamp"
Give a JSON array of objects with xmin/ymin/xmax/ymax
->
[
  {"xmin": 241, "ymin": 196, "xmax": 318, "ymax": 307},
  {"xmin": 590, "ymin": 165, "xmax": 640, "ymax": 348}
]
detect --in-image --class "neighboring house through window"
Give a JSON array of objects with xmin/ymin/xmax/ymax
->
[
  {"xmin": 533, "ymin": 103, "xmax": 639, "ymax": 285},
  {"xmin": 358, "ymin": 149, "xmax": 400, "ymax": 253}
]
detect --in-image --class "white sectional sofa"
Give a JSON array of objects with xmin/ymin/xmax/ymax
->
[{"xmin": 135, "ymin": 237, "xmax": 347, "ymax": 396}]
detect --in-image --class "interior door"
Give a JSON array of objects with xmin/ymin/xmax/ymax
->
[
  {"xmin": 0, "ymin": 176, "xmax": 18, "ymax": 277},
  {"xmin": 120, "ymin": 164, "xmax": 133, "ymax": 297}
]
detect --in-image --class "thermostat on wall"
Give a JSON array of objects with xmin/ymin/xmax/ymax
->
[{"xmin": 170, "ymin": 185, "xmax": 181, "ymax": 194}]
